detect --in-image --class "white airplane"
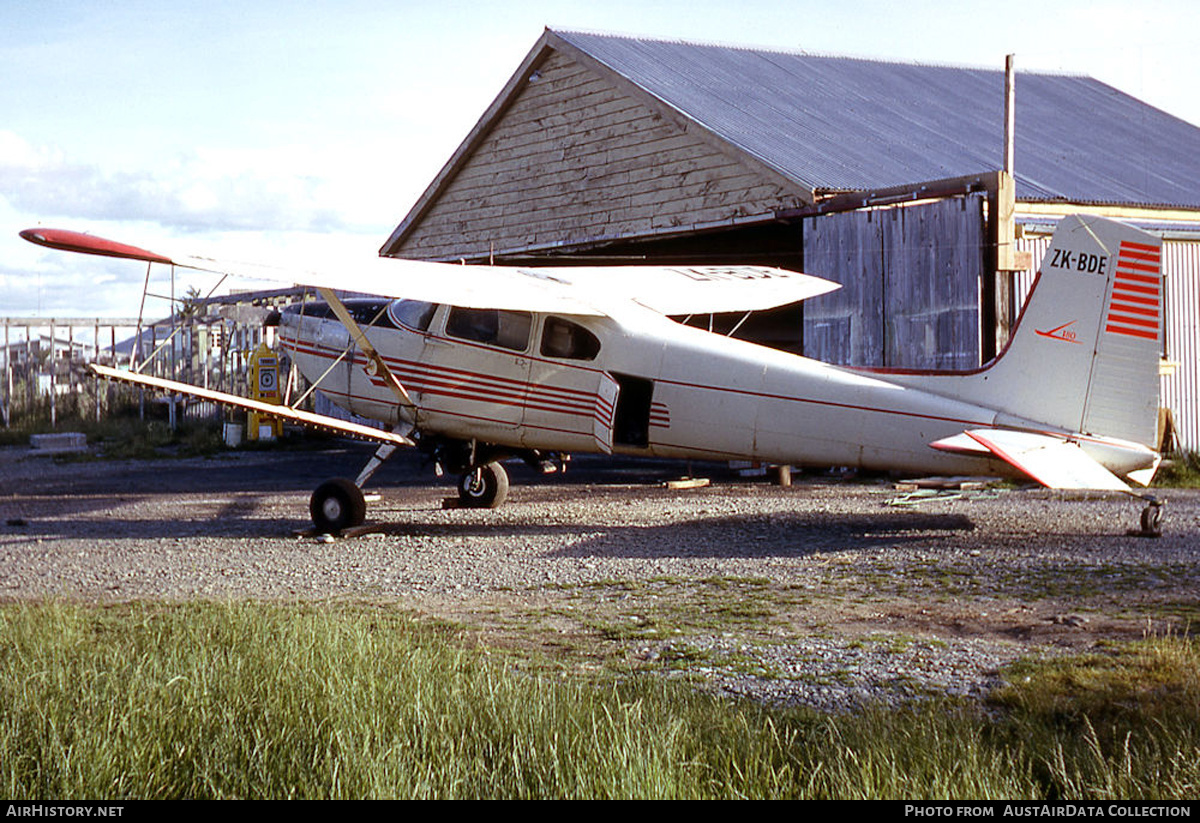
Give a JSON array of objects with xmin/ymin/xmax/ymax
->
[{"xmin": 19, "ymin": 214, "xmax": 1167, "ymax": 534}]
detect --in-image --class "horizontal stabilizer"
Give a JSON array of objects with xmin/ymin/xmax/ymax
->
[
  {"xmin": 955, "ymin": 429, "xmax": 1129, "ymax": 491},
  {"xmin": 1125, "ymin": 456, "xmax": 1162, "ymax": 487},
  {"xmin": 928, "ymin": 432, "xmax": 993, "ymax": 457},
  {"xmin": 89, "ymin": 364, "xmax": 413, "ymax": 446}
]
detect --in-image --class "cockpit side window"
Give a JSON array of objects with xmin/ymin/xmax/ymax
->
[
  {"xmin": 540, "ymin": 316, "xmax": 601, "ymax": 360},
  {"xmin": 388, "ymin": 299, "xmax": 437, "ymax": 332},
  {"xmin": 445, "ymin": 307, "xmax": 532, "ymax": 351},
  {"xmin": 348, "ymin": 301, "xmax": 394, "ymax": 327},
  {"xmin": 284, "ymin": 299, "xmax": 397, "ymax": 328}
]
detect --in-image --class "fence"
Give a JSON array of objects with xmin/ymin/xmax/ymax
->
[{"xmin": 1, "ymin": 305, "xmax": 291, "ymax": 431}]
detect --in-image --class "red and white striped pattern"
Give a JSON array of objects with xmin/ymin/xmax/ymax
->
[
  {"xmin": 650, "ymin": 402, "xmax": 671, "ymax": 429},
  {"xmin": 1105, "ymin": 240, "xmax": 1162, "ymax": 342},
  {"xmin": 281, "ymin": 334, "xmax": 618, "ymax": 432}
]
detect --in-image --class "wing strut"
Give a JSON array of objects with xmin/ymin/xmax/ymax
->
[
  {"xmin": 315, "ymin": 287, "xmax": 418, "ymax": 419},
  {"xmin": 90, "ymin": 364, "xmax": 413, "ymax": 445}
]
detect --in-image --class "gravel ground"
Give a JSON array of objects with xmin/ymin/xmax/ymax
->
[{"xmin": 2, "ymin": 442, "xmax": 1198, "ymax": 713}]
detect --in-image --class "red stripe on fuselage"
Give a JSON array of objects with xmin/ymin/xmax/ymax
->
[{"xmin": 281, "ymin": 334, "xmax": 614, "ymax": 425}]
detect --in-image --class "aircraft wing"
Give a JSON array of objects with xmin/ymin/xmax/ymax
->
[
  {"xmin": 20, "ymin": 228, "xmax": 839, "ymax": 316},
  {"xmin": 521, "ymin": 264, "xmax": 841, "ymax": 315},
  {"xmin": 89, "ymin": 364, "xmax": 414, "ymax": 446},
  {"xmin": 930, "ymin": 428, "xmax": 1129, "ymax": 491}
]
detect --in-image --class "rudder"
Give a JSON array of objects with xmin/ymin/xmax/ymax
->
[{"xmin": 1080, "ymin": 223, "xmax": 1163, "ymax": 445}]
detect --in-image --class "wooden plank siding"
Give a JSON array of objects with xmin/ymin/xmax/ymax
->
[
  {"xmin": 802, "ymin": 196, "xmax": 985, "ymax": 369},
  {"xmin": 393, "ymin": 49, "xmax": 810, "ymax": 261}
]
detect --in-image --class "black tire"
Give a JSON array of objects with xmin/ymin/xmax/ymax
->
[
  {"xmin": 457, "ymin": 462, "xmax": 509, "ymax": 509},
  {"xmin": 1140, "ymin": 503, "xmax": 1163, "ymax": 536},
  {"xmin": 310, "ymin": 477, "xmax": 366, "ymax": 533}
]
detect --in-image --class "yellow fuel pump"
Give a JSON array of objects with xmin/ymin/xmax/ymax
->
[{"xmin": 247, "ymin": 342, "xmax": 283, "ymax": 440}]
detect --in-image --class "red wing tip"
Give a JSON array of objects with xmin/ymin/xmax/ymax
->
[{"xmin": 19, "ymin": 228, "xmax": 173, "ymax": 265}]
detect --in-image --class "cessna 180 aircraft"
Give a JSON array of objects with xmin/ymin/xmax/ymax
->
[{"xmin": 19, "ymin": 214, "xmax": 1167, "ymax": 534}]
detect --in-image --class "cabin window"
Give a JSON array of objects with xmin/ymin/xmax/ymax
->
[
  {"xmin": 285, "ymin": 299, "xmax": 398, "ymax": 329},
  {"xmin": 388, "ymin": 299, "xmax": 437, "ymax": 332},
  {"xmin": 540, "ymin": 316, "xmax": 601, "ymax": 360},
  {"xmin": 347, "ymin": 300, "xmax": 394, "ymax": 327},
  {"xmin": 446, "ymin": 307, "xmax": 532, "ymax": 351}
]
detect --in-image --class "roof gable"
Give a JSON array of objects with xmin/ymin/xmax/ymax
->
[
  {"xmin": 384, "ymin": 29, "xmax": 1200, "ymax": 257},
  {"xmin": 382, "ymin": 34, "xmax": 810, "ymax": 259}
]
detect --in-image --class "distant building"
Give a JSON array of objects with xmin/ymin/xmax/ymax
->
[{"xmin": 383, "ymin": 29, "xmax": 1200, "ymax": 450}]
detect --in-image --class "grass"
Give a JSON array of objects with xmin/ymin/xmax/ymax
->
[
  {"xmin": 0, "ymin": 407, "xmax": 226, "ymax": 459},
  {"xmin": 558, "ymin": 575, "xmax": 800, "ymax": 642},
  {"xmin": 1, "ymin": 601, "xmax": 1198, "ymax": 800},
  {"xmin": 1155, "ymin": 451, "xmax": 1200, "ymax": 488},
  {"xmin": 80, "ymin": 418, "xmax": 226, "ymax": 460},
  {"xmin": 0, "ymin": 601, "xmax": 804, "ymax": 799},
  {"xmin": 987, "ymin": 633, "xmax": 1200, "ymax": 799}
]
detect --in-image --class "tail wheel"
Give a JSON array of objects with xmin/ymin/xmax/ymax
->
[
  {"xmin": 310, "ymin": 477, "xmax": 366, "ymax": 533},
  {"xmin": 458, "ymin": 462, "xmax": 509, "ymax": 509},
  {"xmin": 1140, "ymin": 502, "xmax": 1164, "ymax": 536}
]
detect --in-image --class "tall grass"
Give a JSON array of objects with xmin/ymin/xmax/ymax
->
[
  {"xmin": 1, "ymin": 602, "xmax": 1196, "ymax": 799},
  {"xmin": 1155, "ymin": 450, "xmax": 1200, "ymax": 488},
  {"xmin": 988, "ymin": 634, "xmax": 1200, "ymax": 799}
]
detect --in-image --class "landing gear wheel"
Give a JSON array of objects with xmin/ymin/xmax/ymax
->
[
  {"xmin": 458, "ymin": 462, "xmax": 509, "ymax": 509},
  {"xmin": 1140, "ymin": 502, "xmax": 1164, "ymax": 537},
  {"xmin": 310, "ymin": 477, "xmax": 366, "ymax": 533}
]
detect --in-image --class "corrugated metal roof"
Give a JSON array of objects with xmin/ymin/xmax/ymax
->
[{"xmin": 555, "ymin": 30, "xmax": 1200, "ymax": 209}]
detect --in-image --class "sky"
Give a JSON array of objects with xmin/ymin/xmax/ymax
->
[{"xmin": 3, "ymin": 0, "xmax": 1199, "ymax": 320}]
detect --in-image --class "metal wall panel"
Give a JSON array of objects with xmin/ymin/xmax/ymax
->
[{"xmin": 1161, "ymin": 242, "xmax": 1200, "ymax": 451}]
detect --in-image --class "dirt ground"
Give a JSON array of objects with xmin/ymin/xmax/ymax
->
[{"xmin": 2, "ymin": 442, "xmax": 1197, "ymax": 709}]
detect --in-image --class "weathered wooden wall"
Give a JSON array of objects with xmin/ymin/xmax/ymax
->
[
  {"xmin": 394, "ymin": 49, "xmax": 809, "ymax": 261},
  {"xmin": 802, "ymin": 195, "xmax": 985, "ymax": 369}
]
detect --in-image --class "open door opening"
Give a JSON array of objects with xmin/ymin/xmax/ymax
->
[{"xmin": 611, "ymin": 373, "xmax": 654, "ymax": 447}]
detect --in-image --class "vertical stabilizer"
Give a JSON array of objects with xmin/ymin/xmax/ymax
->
[
  {"xmin": 1004, "ymin": 215, "xmax": 1161, "ymax": 444},
  {"xmin": 896, "ymin": 216, "xmax": 1162, "ymax": 446}
]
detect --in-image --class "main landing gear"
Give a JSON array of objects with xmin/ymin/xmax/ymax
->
[
  {"xmin": 457, "ymin": 461, "xmax": 509, "ymax": 508},
  {"xmin": 309, "ymin": 436, "xmax": 401, "ymax": 534},
  {"xmin": 307, "ymin": 436, "xmax": 559, "ymax": 533},
  {"xmin": 310, "ymin": 477, "xmax": 367, "ymax": 533},
  {"xmin": 428, "ymin": 437, "xmax": 561, "ymax": 510}
]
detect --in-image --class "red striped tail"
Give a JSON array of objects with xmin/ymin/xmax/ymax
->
[
  {"xmin": 926, "ymin": 216, "xmax": 1163, "ymax": 448},
  {"xmin": 1079, "ymin": 226, "xmax": 1163, "ymax": 447},
  {"xmin": 1105, "ymin": 240, "xmax": 1162, "ymax": 342}
]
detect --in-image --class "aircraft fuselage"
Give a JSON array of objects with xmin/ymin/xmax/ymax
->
[{"xmin": 279, "ymin": 298, "xmax": 1031, "ymax": 479}]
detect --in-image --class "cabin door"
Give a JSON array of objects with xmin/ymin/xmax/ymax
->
[
  {"xmin": 521, "ymin": 316, "xmax": 617, "ymax": 453},
  {"xmin": 416, "ymin": 306, "xmax": 534, "ymax": 440}
]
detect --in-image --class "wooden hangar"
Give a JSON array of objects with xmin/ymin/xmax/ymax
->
[{"xmin": 382, "ymin": 29, "xmax": 1200, "ymax": 450}]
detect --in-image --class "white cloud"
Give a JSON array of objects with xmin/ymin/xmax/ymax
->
[
  {"xmin": 0, "ymin": 130, "xmax": 403, "ymax": 235},
  {"xmin": 0, "ymin": 129, "xmax": 409, "ymax": 316}
]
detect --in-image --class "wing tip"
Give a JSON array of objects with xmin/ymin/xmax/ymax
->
[{"xmin": 20, "ymin": 228, "xmax": 173, "ymax": 265}]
